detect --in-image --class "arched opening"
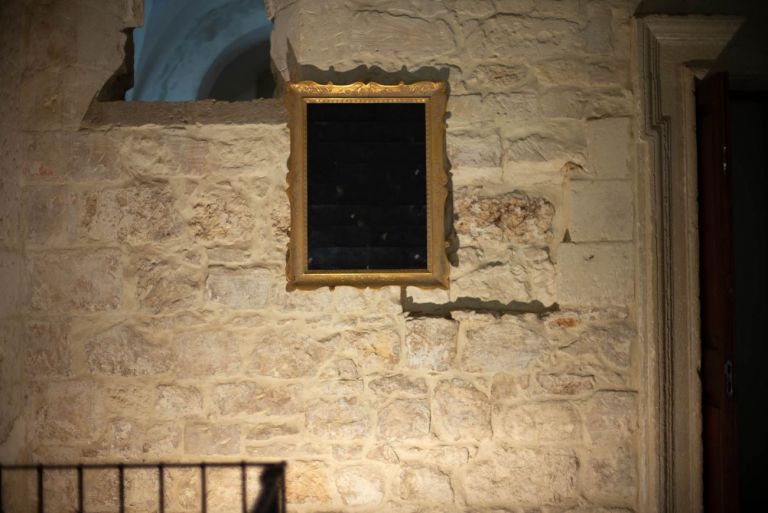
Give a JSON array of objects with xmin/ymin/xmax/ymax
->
[{"xmin": 126, "ymin": 0, "xmax": 274, "ymax": 101}]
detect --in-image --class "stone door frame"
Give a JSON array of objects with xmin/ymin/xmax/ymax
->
[{"xmin": 634, "ymin": 15, "xmax": 742, "ymax": 513}]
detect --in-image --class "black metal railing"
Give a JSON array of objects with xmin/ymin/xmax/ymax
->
[{"xmin": 0, "ymin": 461, "xmax": 285, "ymax": 513}]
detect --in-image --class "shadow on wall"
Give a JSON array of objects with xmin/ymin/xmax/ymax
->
[{"xmin": 124, "ymin": 0, "xmax": 274, "ymax": 101}]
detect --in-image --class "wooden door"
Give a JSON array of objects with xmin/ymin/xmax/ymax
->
[{"xmin": 697, "ymin": 72, "xmax": 739, "ymax": 513}]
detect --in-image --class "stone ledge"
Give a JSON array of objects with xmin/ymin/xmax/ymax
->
[{"xmin": 82, "ymin": 99, "xmax": 287, "ymax": 128}]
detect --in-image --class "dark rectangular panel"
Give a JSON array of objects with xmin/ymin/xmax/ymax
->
[{"xmin": 306, "ymin": 102, "xmax": 427, "ymax": 270}]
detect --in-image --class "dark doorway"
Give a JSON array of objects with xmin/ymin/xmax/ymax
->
[{"xmin": 697, "ymin": 74, "xmax": 768, "ymax": 513}]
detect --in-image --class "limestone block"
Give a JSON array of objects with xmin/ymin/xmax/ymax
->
[
  {"xmin": 298, "ymin": 8, "xmax": 455, "ymax": 69},
  {"xmin": 584, "ymin": 87, "xmax": 633, "ymax": 118},
  {"xmin": 493, "ymin": 0, "xmax": 535, "ymax": 14},
  {"xmin": 130, "ymin": 247, "xmax": 204, "ymax": 313},
  {"xmin": 465, "ymin": 63, "xmax": 536, "ymax": 93},
  {"xmin": 119, "ymin": 130, "xmax": 207, "ymax": 177},
  {"xmin": 0, "ymin": 173, "xmax": 21, "ymax": 243},
  {"xmin": 306, "ymin": 397, "xmax": 370, "ymax": 439},
  {"xmin": 454, "ymin": 187, "xmax": 555, "ymax": 247},
  {"xmin": 100, "ymin": 384, "xmax": 156, "ymax": 421},
  {"xmin": 536, "ymin": 373, "xmax": 596, "ymax": 395},
  {"xmin": 369, "ymin": 374, "xmax": 428, "ymax": 396},
  {"xmin": 395, "ymin": 446, "xmax": 470, "ymax": 468},
  {"xmin": 175, "ymin": 330, "xmax": 242, "ymax": 377},
  {"xmin": 557, "ymin": 242, "xmax": 633, "ymax": 306},
  {"xmin": 532, "ymin": 58, "xmax": 590, "ymax": 87},
  {"xmin": 336, "ymin": 465, "xmax": 385, "ymax": 505},
  {"xmin": 497, "ymin": 401, "xmax": 580, "ymax": 443},
  {"xmin": 184, "ymin": 423, "xmax": 240, "ymax": 455},
  {"xmin": 156, "ymin": 385, "xmax": 204, "ymax": 418},
  {"xmin": 245, "ymin": 422, "xmax": 301, "ymax": 441},
  {"xmin": 110, "ymin": 419, "xmax": 182, "ymax": 457},
  {"xmin": 404, "ymin": 317, "xmax": 458, "ymax": 371},
  {"xmin": 463, "ymin": 446, "xmax": 578, "ymax": 506},
  {"xmin": 563, "ymin": 321, "xmax": 634, "ymax": 369},
  {"xmin": 451, "ymin": 247, "xmax": 556, "ymax": 304},
  {"xmin": 445, "ymin": 0, "xmax": 496, "ymax": 16},
  {"xmin": 491, "ymin": 373, "xmax": 533, "ymax": 401},
  {"xmin": 28, "ymin": 249, "xmax": 121, "ymax": 312},
  {"xmin": 466, "ymin": 16, "xmax": 582, "ymax": 60},
  {"xmin": 570, "ymin": 180, "xmax": 633, "ymax": 241},
  {"xmin": 433, "ymin": 378, "xmax": 491, "ymax": 441},
  {"xmin": 213, "ymin": 382, "xmax": 302, "ymax": 416},
  {"xmin": 502, "ymin": 121, "xmax": 586, "ymax": 166},
  {"xmin": 206, "ymin": 267, "xmax": 273, "ymax": 309},
  {"xmin": 78, "ymin": 184, "xmax": 184, "ymax": 243},
  {"xmin": 270, "ymin": 283, "xmax": 335, "ymax": 313},
  {"xmin": 582, "ymin": 445, "xmax": 637, "ymax": 505},
  {"xmin": 124, "ymin": 468, "xmax": 160, "ymax": 513},
  {"xmin": 164, "ymin": 467, "xmax": 202, "ymax": 511},
  {"xmin": 334, "ymin": 286, "xmax": 401, "ymax": 315},
  {"xmin": 24, "ymin": 319, "xmax": 72, "ymax": 377},
  {"xmin": 462, "ymin": 316, "xmax": 549, "ymax": 373},
  {"xmin": 245, "ymin": 330, "xmax": 335, "ymax": 378},
  {"xmin": 86, "ymin": 324, "xmax": 173, "ymax": 376},
  {"xmin": 32, "ymin": 380, "xmax": 101, "ymax": 443},
  {"xmin": 378, "ymin": 398, "xmax": 431, "ymax": 440},
  {"xmin": 448, "ymin": 93, "xmax": 538, "ymax": 126},
  {"xmin": 286, "ymin": 461, "xmax": 331, "ymax": 505},
  {"xmin": 204, "ymin": 125, "xmax": 290, "ymax": 172},
  {"xmin": 539, "ymin": 87, "xmax": 586, "ymax": 119},
  {"xmin": 0, "ymin": 321, "xmax": 22, "ymax": 384},
  {"xmin": 339, "ymin": 317, "xmax": 402, "ymax": 371},
  {"xmin": 367, "ymin": 444, "xmax": 399, "ymax": 464},
  {"xmin": 584, "ymin": 391, "xmax": 638, "ymax": 443},
  {"xmin": 447, "ymin": 131, "xmax": 502, "ymax": 178},
  {"xmin": 83, "ymin": 469, "xmax": 119, "ymax": 511},
  {"xmin": 585, "ymin": 3, "xmax": 614, "ymax": 54},
  {"xmin": 0, "ymin": 250, "xmax": 20, "ymax": 316},
  {"xmin": 188, "ymin": 182, "xmax": 257, "ymax": 244},
  {"xmin": 25, "ymin": 131, "xmax": 122, "ymax": 183},
  {"xmin": 399, "ymin": 465, "xmax": 453, "ymax": 502},
  {"xmin": 0, "ymin": 383, "xmax": 22, "ymax": 446},
  {"xmin": 24, "ymin": 185, "xmax": 78, "ymax": 245},
  {"xmin": 586, "ymin": 117, "xmax": 631, "ymax": 179}
]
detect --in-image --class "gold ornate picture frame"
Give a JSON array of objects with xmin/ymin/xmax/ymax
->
[{"xmin": 284, "ymin": 81, "xmax": 450, "ymax": 288}]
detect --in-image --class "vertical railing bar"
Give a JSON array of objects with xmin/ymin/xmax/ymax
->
[
  {"xmin": 240, "ymin": 462, "xmax": 247, "ymax": 513},
  {"xmin": 118, "ymin": 464, "xmax": 125, "ymax": 513},
  {"xmin": 37, "ymin": 465, "xmax": 44, "ymax": 513},
  {"xmin": 77, "ymin": 465, "xmax": 84, "ymax": 513},
  {"xmin": 200, "ymin": 463, "xmax": 207, "ymax": 513},
  {"xmin": 158, "ymin": 464, "xmax": 165, "ymax": 513}
]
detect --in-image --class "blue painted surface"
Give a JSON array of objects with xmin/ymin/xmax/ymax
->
[{"xmin": 127, "ymin": 0, "xmax": 271, "ymax": 101}]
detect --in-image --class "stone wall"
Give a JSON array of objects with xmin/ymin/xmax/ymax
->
[{"xmin": 0, "ymin": 0, "xmax": 641, "ymax": 512}]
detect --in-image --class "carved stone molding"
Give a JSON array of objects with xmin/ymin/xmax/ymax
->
[{"xmin": 634, "ymin": 15, "xmax": 742, "ymax": 513}]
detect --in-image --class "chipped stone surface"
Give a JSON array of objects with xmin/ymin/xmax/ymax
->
[
  {"xmin": 86, "ymin": 324, "xmax": 172, "ymax": 376},
  {"xmin": 306, "ymin": 397, "xmax": 370, "ymax": 439},
  {"xmin": 455, "ymin": 188, "xmax": 555, "ymax": 247},
  {"xmin": 286, "ymin": 460, "xmax": 331, "ymax": 504},
  {"xmin": 498, "ymin": 401, "xmax": 581, "ymax": 443}
]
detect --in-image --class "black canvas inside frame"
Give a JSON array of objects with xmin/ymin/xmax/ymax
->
[{"xmin": 306, "ymin": 102, "xmax": 428, "ymax": 271}]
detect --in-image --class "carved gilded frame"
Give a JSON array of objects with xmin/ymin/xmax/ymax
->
[{"xmin": 284, "ymin": 81, "xmax": 449, "ymax": 288}]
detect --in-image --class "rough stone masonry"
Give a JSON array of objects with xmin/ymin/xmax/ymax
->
[{"xmin": 0, "ymin": 0, "xmax": 641, "ymax": 511}]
